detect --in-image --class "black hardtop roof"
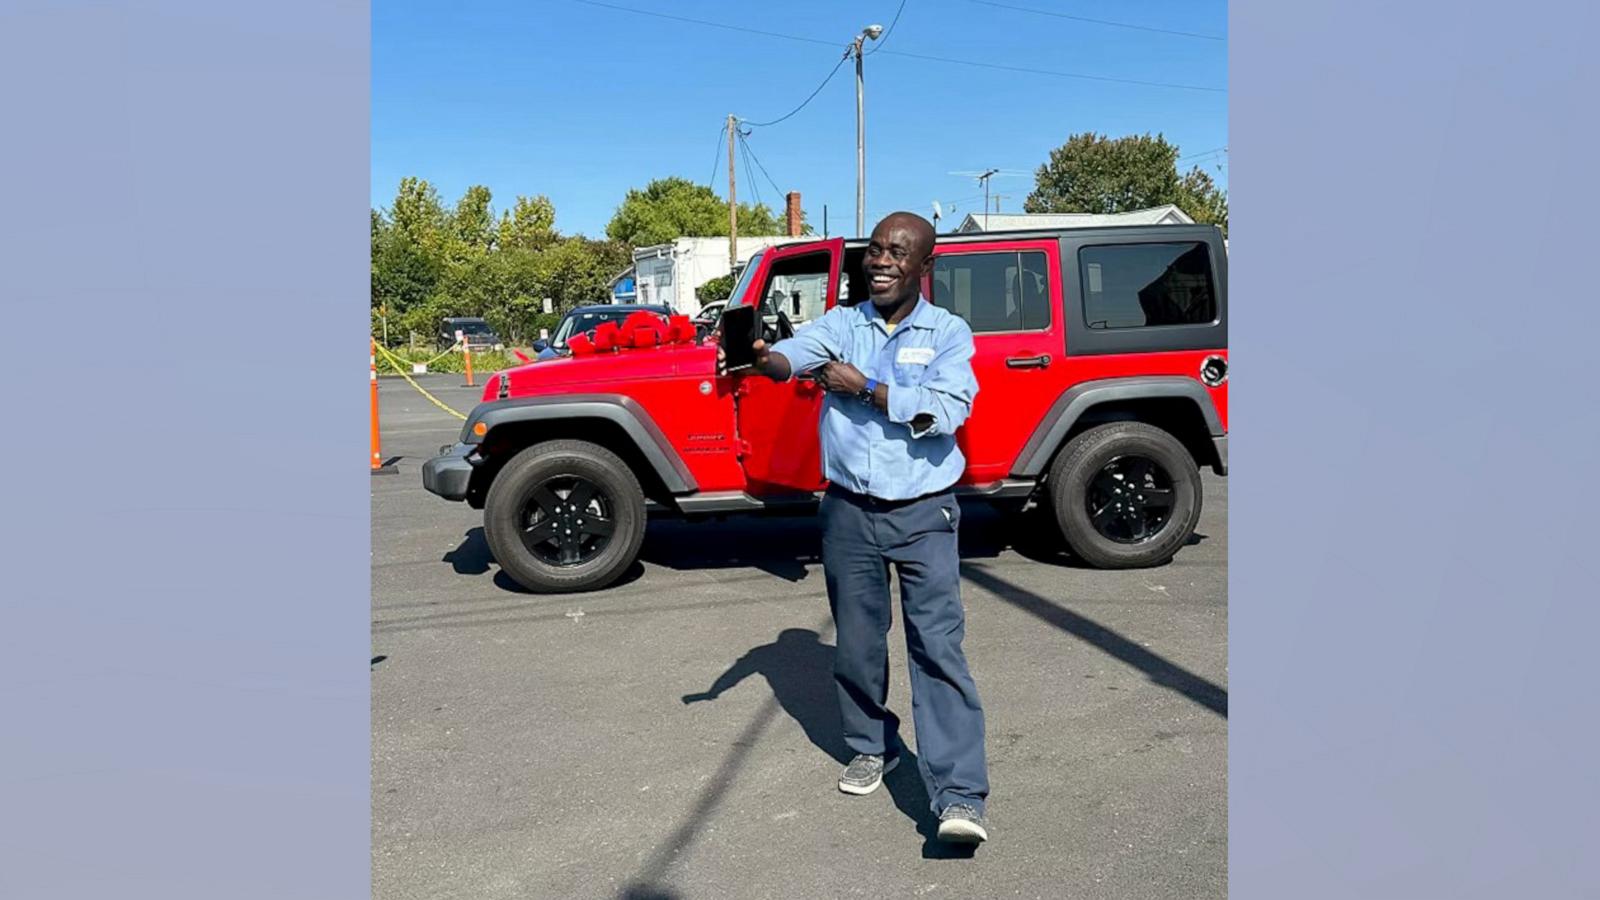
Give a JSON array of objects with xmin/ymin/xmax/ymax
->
[{"xmin": 838, "ymin": 222, "xmax": 1224, "ymax": 248}]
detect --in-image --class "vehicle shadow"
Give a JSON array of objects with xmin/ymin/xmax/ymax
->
[
  {"xmin": 442, "ymin": 528, "xmax": 494, "ymax": 575},
  {"xmin": 637, "ymin": 503, "xmax": 1205, "ymax": 577},
  {"xmin": 682, "ymin": 628, "xmax": 974, "ymax": 859},
  {"xmin": 441, "ymin": 506, "xmax": 1206, "ymax": 591},
  {"xmin": 441, "ymin": 527, "xmax": 647, "ymax": 592}
]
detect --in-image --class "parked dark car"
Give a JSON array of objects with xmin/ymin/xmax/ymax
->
[
  {"xmin": 439, "ymin": 317, "xmax": 503, "ymax": 351},
  {"xmin": 536, "ymin": 304, "xmax": 673, "ymax": 360}
]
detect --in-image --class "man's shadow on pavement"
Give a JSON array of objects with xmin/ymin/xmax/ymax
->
[{"xmin": 681, "ymin": 628, "xmax": 977, "ymax": 859}]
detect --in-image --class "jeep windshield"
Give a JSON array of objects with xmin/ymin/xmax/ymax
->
[{"xmin": 725, "ymin": 250, "xmax": 765, "ymax": 309}]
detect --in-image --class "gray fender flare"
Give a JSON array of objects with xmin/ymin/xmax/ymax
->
[
  {"xmin": 1010, "ymin": 376, "xmax": 1227, "ymax": 478},
  {"xmin": 461, "ymin": 394, "xmax": 698, "ymax": 494}
]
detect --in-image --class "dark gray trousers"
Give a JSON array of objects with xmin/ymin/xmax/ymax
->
[{"xmin": 820, "ymin": 485, "xmax": 989, "ymax": 815}]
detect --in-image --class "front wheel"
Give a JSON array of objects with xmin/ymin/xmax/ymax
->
[
  {"xmin": 483, "ymin": 439, "xmax": 647, "ymax": 593},
  {"xmin": 1047, "ymin": 422, "xmax": 1203, "ymax": 569}
]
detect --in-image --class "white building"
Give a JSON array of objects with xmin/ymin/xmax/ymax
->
[
  {"xmin": 620, "ymin": 191, "xmax": 815, "ymax": 318},
  {"xmin": 954, "ymin": 204, "xmax": 1194, "ymax": 233},
  {"xmin": 631, "ymin": 236, "xmax": 806, "ymax": 317}
]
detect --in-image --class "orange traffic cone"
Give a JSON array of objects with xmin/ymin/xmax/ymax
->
[{"xmin": 371, "ymin": 339, "xmax": 394, "ymax": 475}]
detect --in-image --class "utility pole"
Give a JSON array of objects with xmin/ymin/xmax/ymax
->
[
  {"xmin": 726, "ymin": 114, "xmax": 738, "ymax": 271},
  {"xmin": 854, "ymin": 42, "xmax": 865, "ymax": 237},
  {"xmin": 851, "ymin": 24, "xmax": 883, "ymax": 237}
]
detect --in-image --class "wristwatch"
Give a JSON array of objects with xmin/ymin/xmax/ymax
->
[{"xmin": 858, "ymin": 377, "xmax": 878, "ymax": 406}]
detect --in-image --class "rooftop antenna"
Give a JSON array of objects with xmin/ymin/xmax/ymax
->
[{"xmin": 949, "ymin": 169, "xmax": 1025, "ymax": 231}]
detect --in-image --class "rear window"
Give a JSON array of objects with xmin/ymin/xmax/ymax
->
[
  {"xmin": 1079, "ymin": 242, "xmax": 1216, "ymax": 329},
  {"xmin": 930, "ymin": 250, "xmax": 1051, "ymax": 333}
]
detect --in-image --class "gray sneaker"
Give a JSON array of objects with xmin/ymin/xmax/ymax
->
[
  {"xmin": 936, "ymin": 804, "xmax": 989, "ymax": 844},
  {"xmin": 837, "ymin": 753, "xmax": 899, "ymax": 795}
]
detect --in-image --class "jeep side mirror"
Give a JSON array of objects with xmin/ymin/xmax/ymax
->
[{"xmin": 531, "ymin": 339, "xmax": 549, "ymax": 352}]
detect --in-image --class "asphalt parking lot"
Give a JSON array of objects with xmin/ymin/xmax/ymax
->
[{"xmin": 372, "ymin": 373, "xmax": 1227, "ymax": 900}]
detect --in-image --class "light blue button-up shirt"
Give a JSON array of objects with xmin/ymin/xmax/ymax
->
[{"xmin": 769, "ymin": 298, "xmax": 978, "ymax": 501}]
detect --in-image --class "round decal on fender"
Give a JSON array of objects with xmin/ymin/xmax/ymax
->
[{"xmin": 698, "ymin": 380, "xmax": 712, "ymax": 395}]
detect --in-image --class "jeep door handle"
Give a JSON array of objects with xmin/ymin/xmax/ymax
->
[{"xmin": 1005, "ymin": 354, "xmax": 1052, "ymax": 369}]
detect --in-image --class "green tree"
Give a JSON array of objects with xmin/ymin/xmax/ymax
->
[
  {"xmin": 371, "ymin": 204, "xmax": 442, "ymax": 331},
  {"xmin": 450, "ymin": 185, "xmax": 496, "ymax": 247},
  {"xmin": 606, "ymin": 176, "xmax": 786, "ymax": 246},
  {"xmin": 1174, "ymin": 166, "xmax": 1229, "ymax": 232},
  {"xmin": 498, "ymin": 194, "xmax": 558, "ymax": 252},
  {"xmin": 534, "ymin": 237, "xmax": 632, "ymax": 315},
  {"xmin": 388, "ymin": 176, "xmax": 446, "ymax": 247},
  {"xmin": 1024, "ymin": 133, "xmax": 1227, "ymax": 234},
  {"xmin": 695, "ymin": 272, "xmax": 736, "ymax": 305},
  {"xmin": 371, "ymin": 231, "xmax": 443, "ymax": 317},
  {"xmin": 373, "ymin": 177, "xmax": 646, "ymax": 348}
]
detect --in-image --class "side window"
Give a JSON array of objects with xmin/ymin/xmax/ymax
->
[
  {"xmin": 1080, "ymin": 242, "xmax": 1216, "ymax": 329},
  {"xmin": 930, "ymin": 250, "xmax": 1052, "ymax": 333},
  {"xmin": 760, "ymin": 252, "xmax": 831, "ymax": 325}
]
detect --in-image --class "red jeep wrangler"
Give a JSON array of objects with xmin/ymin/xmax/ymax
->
[{"xmin": 423, "ymin": 225, "xmax": 1228, "ymax": 593}]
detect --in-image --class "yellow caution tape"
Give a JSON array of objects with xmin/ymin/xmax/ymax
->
[
  {"xmin": 373, "ymin": 341, "xmax": 469, "ymax": 421},
  {"xmin": 414, "ymin": 341, "xmax": 463, "ymax": 367},
  {"xmin": 372, "ymin": 339, "xmax": 462, "ymax": 368}
]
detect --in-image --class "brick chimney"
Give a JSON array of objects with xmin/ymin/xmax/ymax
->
[{"xmin": 785, "ymin": 191, "xmax": 802, "ymax": 237}]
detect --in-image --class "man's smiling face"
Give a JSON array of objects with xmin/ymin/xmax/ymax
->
[{"xmin": 864, "ymin": 214, "xmax": 933, "ymax": 309}]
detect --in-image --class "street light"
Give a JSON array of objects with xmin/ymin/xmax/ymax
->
[{"xmin": 851, "ymin": 24, "xmax": 884, "ymax": 237}]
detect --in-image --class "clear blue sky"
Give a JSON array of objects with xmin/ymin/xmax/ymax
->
[{"xmin": 373, "ymin": 0, "xmax": 1227, "ymax": 239}]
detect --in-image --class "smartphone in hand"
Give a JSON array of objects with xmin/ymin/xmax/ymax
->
[{"xmin": 719, "ymin": 304, "xmax": 759, "ymax": 372}]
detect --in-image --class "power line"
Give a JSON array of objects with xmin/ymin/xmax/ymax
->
[
  {"xmin": 1178, "ymin": 146, "xmax": 1228, "ymax": 162},
  {"xmin": 738, "ymin": 130, "xmax": 785, "ymax": 200},
  {"xmin": 738, "ymin": 130, "xmax": 762, "ymax": 209},
  {"xmin": 965, "ymin": 0, "xmax": 1226, "ymax": 42},
  {"xmin": 741, "ymin": 53, "xmax": 849, "ymax": 128},
  {"xmin": 567, "ymin": 0, "xmax": 1226, "ymax": 94},
  {"xmin": 864, "ymin": 0, "xmax": 908, "ymax": 55},
  {"xmin": 708, "ymin": 121, "xmax": 729, "ymax": 189},
  {"xmin": 875, "ymin": 47, "xmax": 1225, "ymax": 93}
]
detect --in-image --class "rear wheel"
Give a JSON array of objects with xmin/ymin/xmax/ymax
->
[
  {"xmin": 483, "ymin": 440, "xmax": 647, "ymax": 593},
  {"xmin": 1047, "ymin": 422, "xmax": 1202, "ymax": 569}
]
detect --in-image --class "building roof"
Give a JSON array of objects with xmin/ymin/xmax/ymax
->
[
  {"xmin": 954, "ymin": 205, "xmax": 1194, "ymax": 233},
  {"xmin": 606, "ymin": 265, "xmax": 636, "ymax": 289},
  {"xmin": 630, "ymin": 234, "xmax": 804, "ymax": 262}
]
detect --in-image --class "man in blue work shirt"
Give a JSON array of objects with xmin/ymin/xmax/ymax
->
[{"xmin": 717, "ymin": 212, "xmax": 990, "ymax": 845}]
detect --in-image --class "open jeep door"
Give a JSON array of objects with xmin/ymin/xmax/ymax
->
[{"xmin": 724, "ymin": 237, "xmax": 844, "ymax": 498}]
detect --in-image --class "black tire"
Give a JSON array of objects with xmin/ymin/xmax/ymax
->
[
  {"xmin": 1047, "ymin": 422, "xmax": 1202, "ymax": 569},
  {"xmin": 483, "ymin": 439, "xmax": 647, "ymax": 593}
]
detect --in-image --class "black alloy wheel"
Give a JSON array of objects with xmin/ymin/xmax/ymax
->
[
  {"xmin": 519, "ymin": 476, "xmax": 617, "ymax": 566},
  {"xmin": 1085, "ymin": 455, "xmax": 1176, "ymax": 544}
]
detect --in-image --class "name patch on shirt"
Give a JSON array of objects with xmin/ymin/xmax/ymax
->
[{"xmin": 896, "ymin": 346, "xmax": 936, "ymax": 366}]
